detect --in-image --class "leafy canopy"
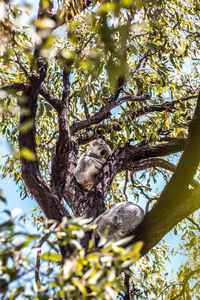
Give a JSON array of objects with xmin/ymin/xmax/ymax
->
[{"xmin": 0, "ymin": 0, "xmax": 200, "ymax": 299}]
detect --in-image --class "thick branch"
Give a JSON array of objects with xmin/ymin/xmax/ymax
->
[
  {"xmin": 18, "ymin": 64, "xmax": 69, "ymax": 223},
  {"xmin": 159, "ymin": 93, "xmax": 200, "ymax": 205},
  {"xmin": 92, "ymin": 138, "xmax": 186, "ymax": 198},
  {"xmin": 131, "ymin": 186, "xmax": 200, "ymax": 256},
  {"xmin": 124, "ymin": 157, "xmax": 176, "ymax": 173},
  {"xmin": 39, "ymin": 85, "xmax": 62, "ymax": 111},
  {"xmin": 1, "ymin": 83, "xmax": 63, "ymax": 111},
  {"xmin": 62, "ymin": 69, "xmax": 71, "ymax": 103},
  {"xmin": 1, "ymin": 83, "xmax": 25, "ymax": 93},
  {"xmin": 116, "ymin": 138, "xmax": 186, "ymax": 175},
  {"xmin": 51, "ymin": 69, "xmax": 72, "ymax": 193}
]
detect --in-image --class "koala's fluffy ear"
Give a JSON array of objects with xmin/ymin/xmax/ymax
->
[
  {"xmin": 91, "ymin": 140, "xmax": 100, "ymax": 147},
  {"xmin": 92, "ymin": 139, "xmax": 105, "ymax": 147}
]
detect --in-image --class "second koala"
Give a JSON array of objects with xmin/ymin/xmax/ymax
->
[{"xmin": 75, "ymin": 139, "xmax": 111, "ymax": 190}]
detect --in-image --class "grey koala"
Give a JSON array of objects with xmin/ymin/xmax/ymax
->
[
  {"xmin": 74, "ymin": 139, "xmax": 112, "ymax": 190},
  {"xmin": 93, "ymin": 202, "xmax": 144, "ymax": 241}
]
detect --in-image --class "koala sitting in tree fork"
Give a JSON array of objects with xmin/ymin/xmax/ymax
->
[{"xmin": 75, "ymin": 139, "xmax": 112, "ymax": 190}]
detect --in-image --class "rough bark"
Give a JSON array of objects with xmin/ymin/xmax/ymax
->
[{"xmin": 18, "ymin": 64, "xmax": 69, "ymax": 222}]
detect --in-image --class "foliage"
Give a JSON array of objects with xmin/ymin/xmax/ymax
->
[
  {"xmin": 0, "ymin": 202, "xmax": 200, "ymax": 299},
  {"xmin": 0, "ymin": 206, "xmax": 142, "ymax": 299},
  {"xmin": 0, "ymin": 0, "xmax": 200, "ymax": 299}
]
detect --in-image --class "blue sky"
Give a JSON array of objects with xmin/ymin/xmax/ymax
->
[{"xmin": 0, "ymin": 136, "xmax": 37, "ymax": 232}]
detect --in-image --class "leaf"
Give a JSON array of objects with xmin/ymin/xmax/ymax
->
[
  {"xmin": 13, "ymin": 120, "xmax": 34, "ymax": 134},
  {"xmin": 20, "ymin": 147, "xmax": 36, "ymax": 161},
  {"xmin": 0, "ymin": 188, "xmax": 6, "ymax": 204},
  {"xmin": 34, "ymin": 18, "xmax": 55, "ymax": 29},
  {"xmin": 125, "ymin": 126, "xmax": 130, "ymax": 139},
  {"xmin": 41, "ymin": 252, "xmax": 62, "ymax": 262},
  {"xmin": 45, "ymin": 103, "xmax": 53, "ymax": 118},
  {"xmin": 36, "ymin": 103, "xmax": 44, "ymax": 123}
]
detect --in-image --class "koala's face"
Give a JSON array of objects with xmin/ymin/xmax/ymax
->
[{"xmin": 91, "ymin": 139, "xmax": 111, "ymax": 159}]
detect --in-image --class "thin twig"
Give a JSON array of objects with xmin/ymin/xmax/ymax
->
[
  {"xmin": 82, "ymin": 98, "xmax": 90, "ymax": 119},
  {"xmin": 124, "ymin": 273, "xmax": 131, "ymax": 300},
  {"xmin": 171, "ymin": 268, "xmax": 200, "ymax": 300},
  {"xmin": 76, "ymin": 33, "xmax": 95, "ymax": 54},
  {"xmin": 14, "ymin": 51, "xmax": 29, "ymax": 77},
  {"xmin": 123, "ymin": 171, "xmax": 129, "ymax": 201},
  {"xmin": 34, "ymin": 224, "xmax": 56, "ymax": 285},
  {"xmin": 0, "ymin": 268, "xmax": 35, "ymax": 291},
  {"xmin": 186, "ymin": 217, "xmax": 200, "ymax": 231},
  {"xmin": 37, "ymin": 131, "xmax": 58, "ymax": 150},
  {"xmin": 145, "ymin": 196, "xmax": 159, "ymax": 213}
]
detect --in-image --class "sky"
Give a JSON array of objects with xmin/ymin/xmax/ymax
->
[{"xmin": 0, "ymin": 136, "xmax": 38, "ymax": 232}]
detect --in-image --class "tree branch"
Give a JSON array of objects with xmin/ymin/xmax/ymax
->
[
  {"xmin": 159, "ymin": 92, "xmax": 200, "ymax": 205},
  {"xmin": 50, "ymin": 68, "xmax": 72, "ymax": 193},
  {"xmin": 18, "ymin": 61, "xmax": 69, "ymax": 224},
  {"xmin": 39, "ymin": 86, "xmax": 62, "ymax": 111},
  {"xmin": 123, "ymin": 171, "xmax": 129, "ymax": 201},
  {"xmin": 1, "ymin": 83, "xmax": 63, "ymax": 111},
  {"xmin": 117, "ymin": 138, "xmax": 186, "ymax": 174},
  {"xmin": 133, "ymin": 94, "xmax": 198, "ymax": 118},
  {"xmin": 128, "ymin": 92, "xmax": 200, "ymax": 256},
  {"xmin": 125, "ymin": 158, "xmax": 176, "ymax": 173},
  {"xmin": 62, "ymin": 69, "xmax": 71, "ymax": 103},
  {"xmin": 124, "ymin": 273, "xmax": 131, "ymax": 300},
  {"xmin": 92, "ymin": 138, "xmax": 186, "ymax": 199},
  {"xmin": 1, "ymin": 83, "xmax": 25, "ymax": 93},
  {"xmin": 71, "ymin": 94, "xmax": 150, "ymax": 134}
]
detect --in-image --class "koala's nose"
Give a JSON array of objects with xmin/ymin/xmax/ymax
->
[{"xmin": 100, "ymin": 149, "xmax": 107, "ymax": 156}]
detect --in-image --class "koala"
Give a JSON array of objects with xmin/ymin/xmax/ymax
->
[
  {"xmin": 74, "ymin": 139, "xmax": 112, "ymax": 190},
  {"xmin": 93, "ymin": 202, "xmax": 144, "ymax": 241}
]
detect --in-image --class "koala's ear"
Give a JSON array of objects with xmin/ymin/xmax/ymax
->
[{"xmin": 91, "ymin": 140, "xmax": 99, "ymax": 147}]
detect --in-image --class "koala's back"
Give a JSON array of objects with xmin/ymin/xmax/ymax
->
[
  {"xmin": 74, "ymin": 153, "xmax": 101, "ymax": 189},
  {"xmin": 74, "ymin": 139, "xmax": 111, "ymax": 189},
  {"xmin": 94, "ymin": 202, "xmax": 144, "ymax": 240}
]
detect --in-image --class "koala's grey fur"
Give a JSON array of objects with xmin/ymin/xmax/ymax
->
[
  {"xmin": 93, "ymin": 202, "xmax": 144, "ymax": 241},
  {"xmin": 74, "ymin": 139, "xmax": 112, "ymax": 190}
]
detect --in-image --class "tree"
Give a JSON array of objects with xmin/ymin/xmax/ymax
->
[{"xmin": 0, "ymin": 0, "xmax": 200, "ymax": 298}]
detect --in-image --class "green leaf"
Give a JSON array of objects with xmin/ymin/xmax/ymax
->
[
  {"xmin": 13, "ymin": 120, "xmax": 34, "ymax": 134},
  {"xmin": 20, "ymin": 147, "xmax": 36, "ymax": 161},
  {"xmin": 41, "ymin": 252, "xmax": 62, "ymax": 262}
]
